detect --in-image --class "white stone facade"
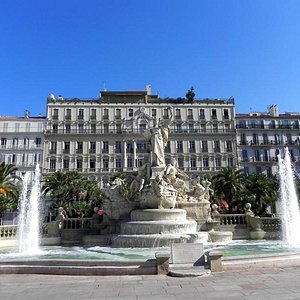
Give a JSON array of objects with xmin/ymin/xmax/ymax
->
[
  {"xmin": 236, "ymin": 105, "xmax": 300, "ymax": 176},
  {"xmin": 0, "ymin": 113, "xmax": 46, "ymax": 177},
  {"xmin": 44, "ymin": 90, "xmax": 237, "ymax": 186}
]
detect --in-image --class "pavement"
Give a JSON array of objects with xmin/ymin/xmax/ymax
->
[{"xmin": 1, "ymin": 266, "xmax": 300, "ymax": 300}]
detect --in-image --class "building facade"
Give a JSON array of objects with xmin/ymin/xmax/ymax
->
[
  {"xmin": 0, "ymin": 111, "xmax": 46, "ymax": 177},
  {"xmin": 43, "ymin": 87, "xmax": 237, "ymax": 186},
  {"xmin": 236, "ymin": 105, "xmax": 300, "ymax": 177}
]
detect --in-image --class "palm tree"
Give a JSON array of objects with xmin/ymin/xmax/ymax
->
[
  {"xmin": 245, "ymin": 173, "xmax": 277, "ymax": 215},
  {"xmin": 42, "ymin": 171, "xmax": 102, "ymax": 217},
  {"xmin": 0, "ymin": 162, "xmax": 21, "ymax": 213},
  {"xmin": 212, "ymin": 167, "xmax": 245, "ymax": 212}
]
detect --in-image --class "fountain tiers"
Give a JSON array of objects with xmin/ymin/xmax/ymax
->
[{"xmin": 111, "ymin": 209, "xmax": 209, "ymax": 248}]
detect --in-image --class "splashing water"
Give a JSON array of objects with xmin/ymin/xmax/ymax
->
[
  {"xmin": 278, "ymin": 148, "xmax": 300, "ymax": 247},
  {"xmin": 17, "ymin": 164, "xmax": 42, "ymax": 254}
]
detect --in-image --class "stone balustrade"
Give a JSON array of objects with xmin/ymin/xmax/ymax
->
[
  {"xmin": 62, "ymin": 218, "xmax": 92, "ymax": 230},
  {"xmin": 219, "ymin": 214, "xmax": 247, "ymax": 225},
  {"xmin": 0, "ymin": 225, "xmax": 17, "ymax": 239}
]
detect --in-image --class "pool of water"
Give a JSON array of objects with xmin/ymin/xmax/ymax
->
[
  {"xmin": 2, "ymin": 240, "xmax": 300, "ymax": 261},
  {"xmin": 0, "ymin": 246, "xmax": 160, "ymax": 261},
  {"xmin": 205, "ymin": 240, "xmax": 300, "ymax": 257}
]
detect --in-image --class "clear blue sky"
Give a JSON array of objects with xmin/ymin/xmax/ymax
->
[{"xmin": 1, "ymin": 0, "xmax": 300, "ymax": 117}]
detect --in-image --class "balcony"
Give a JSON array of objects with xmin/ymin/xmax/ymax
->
[
  {"xmin": 52, "ymin": 115, "xmax": 59, "ymax": 120},
  {"xmin": 77, "ymin": 115, "xmax": 84, "ymax": 121},
  {"xmin": 187, "ymin": 115, "xmax": 194, "ymax": 120},
  {"xmin": 63, "ymin": 149, "xmax": 70, "ymax": 154},
  {"xmin": 49, "ymin": 149, "xmax": 57, "ymax": 154},
  {"xmin": 89, "ymin": 148, "xmax": 96, "ymax": 154},
  {"xmin": 76, "ymin": 149, "xmax": 83, "ymax": 154},
  {"xmin": 65, "ymin": 115, "xmax": 71, "ymax": 120},
  {"xmin": 90, "ymin": 115, "xmax": 97, "ymax": 120}
]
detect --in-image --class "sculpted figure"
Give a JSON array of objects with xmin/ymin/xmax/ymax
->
[
  {"xmin": 165, "ymin": 158, "xmax": 189, "ymax": 195},
  {"xmin": 143, "ymin": 108, "xmax": 172, "ymax": 167}
]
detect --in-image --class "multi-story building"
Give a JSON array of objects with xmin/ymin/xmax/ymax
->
[
  {"xmin": 44, "ymin": 87, "xmax": 237, "ymax": 186},
  {"xmin": 0, "ymin": 110, "xmax": 46, "ymax": 177},
  {"xmin": 236, "ymin": 105, "xmax": 300, "ymax": 177}
]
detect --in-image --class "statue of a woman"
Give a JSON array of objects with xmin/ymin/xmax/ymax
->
[{"xmin": 143, "ymin": 108, "xmax": 172, "ymax": 167}]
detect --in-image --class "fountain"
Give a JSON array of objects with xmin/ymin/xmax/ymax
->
[
  {"xmin": 277, "ymin": 147, "xmax": 300, "ymax": 246},
  {"xmin": 16, "ymin": 164, "xmax": 42, "ymax": 254}
]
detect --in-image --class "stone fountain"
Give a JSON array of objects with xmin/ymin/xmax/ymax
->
[{"xmin": 99, "ymin": 112, "xmax": 230, "ymax": 247}]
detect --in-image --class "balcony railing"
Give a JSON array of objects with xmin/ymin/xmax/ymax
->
[{"xmin": 44, "ymin": 128, "xmax": 236, "ymax": 135}]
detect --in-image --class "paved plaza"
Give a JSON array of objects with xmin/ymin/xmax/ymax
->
[{"xmin": 1, "ymin": 267, "xmax": 300, "ymax": 300}]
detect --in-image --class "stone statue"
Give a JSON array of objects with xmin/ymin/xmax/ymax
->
[
  {"xmin": 143, "ymin": 108, "xmax": 172, "ymax": 167},
  {"xmin": 189, "ymin": 177, "xmax": 213, "ymax": 202},
  {"xmin": 165, "ymin": 158, "xmax": 189, "ymax": 197}
]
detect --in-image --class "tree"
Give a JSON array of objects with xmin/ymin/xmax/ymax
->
[
  {"xmin": 0, "ymin": 162, "xmax": 21, "ymax": 213},
  {"xmin": 42, "ymin": 171, "xmax": 102, "ymax": 217},
  {"xmin": 244, "ymin": 173, "xmax": 278, "ymax": 215},
  {"xmin": 212, "ymin": 167, "xmax": 245, "ymax": 212},
  {"xmin": 186, "ymin": 86, "xmax": 195, "ymax": 102}
]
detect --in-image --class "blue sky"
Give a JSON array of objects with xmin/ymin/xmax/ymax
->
[{"xmin": 1, "ymin": 0, "xmax": 300, "ymax": 117}]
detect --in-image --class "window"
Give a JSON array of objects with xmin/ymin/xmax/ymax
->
[
  {"xmin": 212, "ymin": 109, "xmax": 217, "ymax": 119},
  {"xmin": 163, "ymin": 108, "xmax": 169, "ymax": 118},
  {"xmin": 203, "ymin": 157, "xmax": 209, "ymax": 170},
  {"xmin": 52, "ymin": 124, "xmax": 58, "ymax": 133},
  {"xmin": 90, "ymin": 141, "xmax": 96, "ymax": 153},
  {"xmin": 90, "ymin": 158, "xmax": 96, "ymax": 170},
  {"xmin": 199, "ymin": 109, "xmax": 205, "ymax": 119},
  {"xmin": 165, "ymin": 141, "xmax": 171, "ymax": 153},
  {"xmin": 214, "ymin": 141, "xmax": 220, "ymax": 152},
  {"xmin": 63, "ymin": 159, "xmax": 69, "ymax": 169},
  {"xmin": 50, "ymin": 141, "xmax": 57, "ymax": 153},
  {"xmin": 77, "ymin": 142, "xmax": 83, "ymax": 153},
  {"xmin": 115, "ymin": 108, "xmax": 121, "ymax": 119},
  {"xmin": 202, "ymin": 140, "xmax": 208, "ymax": 152},
  {"xmin": 190, "ymin": 157, "xmax": 196, "ymax": 169},
  {"xmin": 176, "ymin": 124, "xmax": 182, "ymax": 132},
  {"xmin": 139, "ymin": 123, "xmax": 147, "ymax": 132},
  {"xmin": 103, "ymin": 141, "xmax": 109, "ymax": 153},
  {"xmin": 136, "ymin": 159, "xmax": 144, "ymax": 167},
  {"xmin": 178, "ymin": 157, "xmax": 184, "ymax": 168},
  {"xmin": 78, "ymin": 109, "xmax": 84, "ymax": 120},
  {"xmin": 226, "ymin": 140, "xmax": 232, "ymax": 152},
  {"xmin": 35, "ymin": 137, "xmax": 41, "ymax": 147},
  {"xmin": 50, "ymin": 159, "xmax": 56, "ymax": 170},
  {"xmin": 78, "ymin": 124, "xmax": 84, "ymax": 133},
  {"xmin": 102, "ymin": 158, "xmax": 109, "ymax": 170},
  {"xmin": 129, "ymin": 108, "xmax": 133, "ymax": 117},
  {"xmin": 66, "ymin": 109, "xmax": 71, "ymax": 119},
  {"xmin": 254, "ymin": 149, "xmax": 260, "ymax": 161},
  {"xmin": 200, "ymin": 124, "xmax": 206, "ymax": 132},
  {"xmin": 224, "ymin": 109, "xmax": 229, "ymax": 119},
  {"xmin": 91, "ymin": 124, "xmax": 96, "ymax": 133},
  {"xmin": 213, "ymin": 124, "xmax": 218, "ymax": 133},
  {"xmin": 188, "ymin": 108, "xmax": 193, "ymax": 118},
  {"xmin": 116, "ymin": 158, "xmax": 122, "ymax": 169},
  {"xmin": 151, "ymin": 109, "xmax": 156, "ymax": 117},
  {"xmin": 175, "ymin": 109, "xmax": 181, "ymax": 119},
  {"xmin": 188, "ymin": 123, "xmax": 194, "ymax": 133},
  {"xmin": 116, "ymin": 124, "xmax": 122, "ymax": 134},
  {"xmin": 12, "ymin": 138, "xmax": 18, "ymax": 147},
  {"xmin": 127, "ymin": 142, "xmax": 133, "ymax": 153},
  {"xmin": 64, "ymin": 141, "xmax": 70, "ymax": 154},
  {"xmin": 103, "ymin": 108, "xmax": 109, "ymax": 119},
  {"xmin": 103, "ymin": 124, "xmax": 109, "ymax": 133},
  {"xmin": 242, "ymin": 150, "xmax": 248, "ymax": 161},
  {"xmin": 53, "ymin": 109, "xmax": 59, "ymax": 119},
  {"xmin": 137, "ymin": 141, "xmax": 147, "ymax": 152},
  {"xmin": 12, "ymin": 154, "xmax": 16, "ymax": 164},
  {"xmin": 189, "ymin": 140, "xmax": 195, "ymax": 152},
  {"xmin": 65, "ymin": 124, "xmax": 71, "ymax": 133},
  {"xmin": 215, "ymin": 157, "xmax": 221, "ymax": 170},
  {"xmin": 253, "ymin": 133, "xmax": 258, "ymax": 144},
  {"xmin": 127, "ymin": 158, "xmax": 133, "ymax": 168},
  {"xmin": 115, "ymin": 141, "xmax": 122, "ymax": 153},
  {"xmin": 77, "ymin": 159, "xmax": 83, "ymax": 170},
  {"xmin": 228, "ymin": 157, "xmax": 234, "ymax": 167},
  {"xmin": 91, "ymin": 109, "xmax": 96, "ymax": 119},
  {"xmin": 177, "ymin": 141, "xmax": 183, "ymax": 153}
]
